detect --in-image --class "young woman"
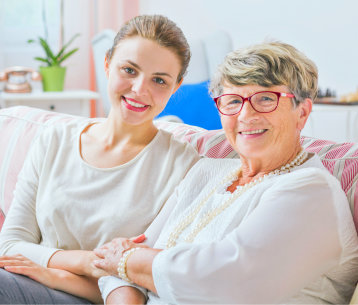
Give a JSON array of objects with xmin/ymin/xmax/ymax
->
[{"xmin": 0, "ymin": 15, "xmax": 199, "ymax": 304}]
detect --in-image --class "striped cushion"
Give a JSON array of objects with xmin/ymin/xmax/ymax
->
[
  {"xmin": 1, "ymin": 106, "xmax": 358, "ymax": 233},
  {"xmin": 300, "ymin": 137, "xmax": 358, "ymax": 230},
  {"xmin": 0, "ymin": 106, "xmax": 86, "ymax": 231}
]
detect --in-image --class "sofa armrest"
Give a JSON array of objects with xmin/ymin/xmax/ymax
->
[{"xmin": 350, "ymin": 283, "xmax": 358, "ymax": 304}]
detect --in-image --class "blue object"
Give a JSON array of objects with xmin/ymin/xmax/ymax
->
[{"xmin": 157, "ymin": 80, "xmax": 222, "ymax": 130}]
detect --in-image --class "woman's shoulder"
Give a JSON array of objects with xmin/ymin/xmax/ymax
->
[
  {"xmin": 289, "ymin": 154, "xmax": 342, "ymax": 188},
  {"xmin": 155, "ymin": 129, "xmax": 200, "ymax": 157},
  {"xmin": 40, "ymin": 120, "xmax": 86, "ymax": 137},
  {"xmin": 268, "ymin": 156, "xmax": 347, "ymax": 211},
  {"xmin": 34, "ymin": 120, "xmax": 91, "ymax": 152},
  {"xmin": 157, "ymin": 129, "xmax": 194, "ymax": 147},
  {"xmin": 275, "ymin": 166, "xmax": 339, "ymax": 193}
]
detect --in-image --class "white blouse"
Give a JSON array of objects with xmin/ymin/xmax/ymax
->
[{"xmin": 100, "ymin": 155, "xmax": 358, "ymax": 304}]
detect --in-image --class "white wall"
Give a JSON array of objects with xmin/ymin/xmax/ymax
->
[
  {"xmin": 2, "ymin": 1, "xmax": 357, "ymax": 100},
  {"xmin": 140, "ymin": 0, "xmax": 358, "ymax": 97},
  {"xmin": 0, "ymin": 0, "xmax": 60, "ymax": 91},
  {"xmin": 0, "ymin": 0, "xmax": 93, "ymax": 91}
]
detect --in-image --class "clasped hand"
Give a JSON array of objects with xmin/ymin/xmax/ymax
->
[
  {"xmin": 0, "ymin": 234, "xmax": 146, "ymax": 286},
  {"xmin": 93, "ymin": 234, "xmax": 147, "ymax": 276}
]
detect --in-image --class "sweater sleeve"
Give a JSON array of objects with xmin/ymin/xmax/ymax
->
[
  {"xmin": 98, "ymin": 276, "xmax": 148, "ymax": 304},
  {"xmin": 152, "ymin": 169, "xmax": 343, "ymax": 304},
  {"xmin": 0, "ymin": 128, "xmax": 59, "ymax": 267}
]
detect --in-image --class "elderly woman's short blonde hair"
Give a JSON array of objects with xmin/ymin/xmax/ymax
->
[{"xmin": 210, "ymin": 41, "xmax": 318, "ymax": 104}]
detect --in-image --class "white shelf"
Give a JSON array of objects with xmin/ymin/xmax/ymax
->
[
  {"xmin": 302, "ymin": 104, "xmax": 358, "ymax": 143},
  {"xmin": 0, "ymin": 90, "xmax": 100, "ymax": 117}
]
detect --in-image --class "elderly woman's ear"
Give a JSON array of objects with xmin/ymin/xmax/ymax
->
[{"xmin": 297, "ymin": 98, "xmax": 313, "ymax": 131}]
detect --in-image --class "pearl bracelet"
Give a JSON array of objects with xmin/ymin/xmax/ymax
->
[{"xmin": 117, "ymin": 247, "xmax": 142, "ymax": 283}]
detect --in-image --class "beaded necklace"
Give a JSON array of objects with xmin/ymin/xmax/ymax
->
[{"xmin": 166, "ymin": 150, "xmax": 308, "ymax": 249}]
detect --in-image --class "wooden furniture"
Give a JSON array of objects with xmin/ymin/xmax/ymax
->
[
  {"xmin": 302, "ymin": 103, "xmax": 358, "ymax": 143},
  {"xmin": 0, "ymin": 90, "xmax": 99, "ymax": 117}
]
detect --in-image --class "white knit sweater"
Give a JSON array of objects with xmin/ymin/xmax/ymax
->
[{"xmin": 0, "ymin": 122, "xmax": 200, "ymax": 267}]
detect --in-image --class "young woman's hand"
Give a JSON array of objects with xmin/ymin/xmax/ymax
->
[
  {"xmin": 48, "ymin": 249, "xmax": 109, "ymax": 279},
  {"xmin": 0, "ymin": 254, "xmax": 60, "ymax": 289},
  {"xmin": 0, "ymin": 254, "xmax": 104, "ymax": 303},
  {"xmin": 77, "ymin": 250, "xmax": 110, "ymax": 278}
]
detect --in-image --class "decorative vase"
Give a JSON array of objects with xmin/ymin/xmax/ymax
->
[{"xmin": 39, "ymin": 66, "xmax": 66, "ymax": 92}]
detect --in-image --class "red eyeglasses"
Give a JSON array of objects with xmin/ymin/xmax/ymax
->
[{"xmin": 214, "ymin": 91, "xmax": 295, "ymax": 116}]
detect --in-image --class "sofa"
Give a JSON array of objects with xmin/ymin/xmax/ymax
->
[{"xmin": 1, "ymin": 105, "xmax": 358, "ymax": 302}]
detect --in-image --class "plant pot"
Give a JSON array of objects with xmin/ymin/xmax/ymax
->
[{"xmin": 40, "ymin": 66, "xmax": 66, "ymax": 92}]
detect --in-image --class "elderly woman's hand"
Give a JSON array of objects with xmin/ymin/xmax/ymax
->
[
  {"xmin": 93, "ymin": 235, "xmax": 148, "ymax": 276},
  {"xmin": 81, "ymin": 251, "xmax": 110, "ymax": 278},
  {"xmin": 49, "ymin": 249, "xmax": 110, "ymax": 279}
]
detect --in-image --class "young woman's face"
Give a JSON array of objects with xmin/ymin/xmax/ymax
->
[{"xmin": 105, "ymin": 36, "xmax": 182, "ymax": 126}]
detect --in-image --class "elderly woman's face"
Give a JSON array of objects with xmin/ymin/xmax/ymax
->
[{"xmin": 220, "ymin": 84, "xmax": 312, "ymax": 160}]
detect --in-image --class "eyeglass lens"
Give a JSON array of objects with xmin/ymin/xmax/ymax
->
[{"xmin": 218, "ymin": 92, "xmax": 279, "ymax": 114}]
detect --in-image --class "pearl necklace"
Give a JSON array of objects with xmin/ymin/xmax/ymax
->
[{"xmin": 166, "ymin": 150, "xmax": 308, "ymax": 249}]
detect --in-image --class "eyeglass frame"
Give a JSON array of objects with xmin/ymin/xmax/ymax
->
[{"xmin": 213, "ymin": 91, "xmax": 296, "ymax": 116}]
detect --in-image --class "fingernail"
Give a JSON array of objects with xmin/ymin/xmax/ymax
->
[{"xmin": 133, "ymin": 234, "xmax": 146, "ymax": 243}]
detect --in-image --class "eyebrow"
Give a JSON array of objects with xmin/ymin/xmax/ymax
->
[{"xmin": 125, "ymin": 60, "xmax": 174, "ymax": 79}]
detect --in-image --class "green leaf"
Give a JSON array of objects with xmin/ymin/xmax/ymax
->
[
  {"xmin": 39, "ymin": 37, "xmax": 57, "ymax": 65},
  {"xmin": 63, "ymin": 33, "xmax": 80, "ymax": 51},
  {"xmin": 34, "ymin": 57, "xmax": 48, "ymax": 62},
  {"xmin": 56, "ymin": 33, "xmax": 80, "ymax": 60},
  {"xmin": 34, "ymin": 57, "xmax": 51, "ymax": 66},
  {"xmin": 28, "ymin": 33, "xmax": 80, "ymax": 67},
  {"xmin": 57, "ymin": 48, "xmax": 79, "ymax": 65}
]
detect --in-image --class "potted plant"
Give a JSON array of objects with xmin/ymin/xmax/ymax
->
[
  {"xmin": 27, "ymin": 34, "xmax": 80, "ymax": 92},
  {"xmin": 27, "ymin": 0, "xmax": 80, "ymax": 92}
]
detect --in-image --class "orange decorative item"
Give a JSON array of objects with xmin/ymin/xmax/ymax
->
[{"xmin": 0, "ymin": 66, "xmax": 42, "ymax": 93}]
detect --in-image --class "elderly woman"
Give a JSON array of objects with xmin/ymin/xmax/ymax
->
[{"xmin": 93, "ymin": 41, "xmax": 358, "ymax": 304}]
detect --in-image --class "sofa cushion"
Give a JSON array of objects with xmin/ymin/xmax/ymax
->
[
  {"xmin": 300, "ymin": 137, "xmax": 358, "ymax": 229},
  {"xmin": 1, "ymin": 106, "xmax": 358, "ymax": 233},
  {"xmin": 156, "ymin": 81, "xmax": 222, "ymax": 130},
  {"xmin": 0, "ymin": 106, "xmax": 85, "ymax": 230}
]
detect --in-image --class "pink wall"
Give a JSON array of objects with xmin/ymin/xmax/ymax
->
[
  {"xmin": 90, "ymin": 0, "xmax": 139, "ymax": 116},
  {"xmin": 64, "ymin": 0, "xmax": 139, "ymax": 116},
  {"xmin": 123, "ymin": 0, "xmax": 140, "ymax": 23}
]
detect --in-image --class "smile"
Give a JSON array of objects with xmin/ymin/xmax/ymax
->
[
  {"xmin": 122, "ymin": 97, "xmax": 149, "ymax": 112},
  {"xmin": 126, "ymin": 99, "xmax": 146, "ymax": 108},
  {"xmin": 240, "ymin": 129, "xmax": 267, "ymax": 135}
]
